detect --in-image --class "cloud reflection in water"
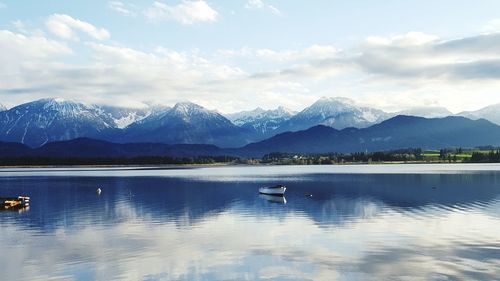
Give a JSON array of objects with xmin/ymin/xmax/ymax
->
[{"xmin": 0, "ymin": 167, "xmax": 499, "ymax": 280}]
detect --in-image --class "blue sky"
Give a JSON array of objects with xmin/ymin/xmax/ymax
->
[{"xmin": 1, "ymin": 0, "xmax": 500, "ymax": 112}]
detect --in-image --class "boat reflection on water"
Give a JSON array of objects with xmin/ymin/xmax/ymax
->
[
  {"xmin": 259, "ymin": 194, "xmax": 287, "ymax": 204},
  {"xmin": 0, "ymin": 205, "xmax": 30, "ymax": 213}
]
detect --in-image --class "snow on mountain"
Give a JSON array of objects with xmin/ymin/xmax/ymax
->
[
  {"xmin": 0, "ymin": 98, "xmax": 116, "ymax": 147},
  {"xmin": 0, "ymin": 104, "xmax": 6, "ymax": 111},
  {"xmin": 397, "ymin": 106, "xmax": 452, "ymax": 118},
  {"xmin": 0, "ymin": 98, "xmax": 169, "ymax": 147},
  {"xmin": 457, "ymin": 103, "xmax": 500, "ymax": 125},
  {"xmin": 3, "ymin": 96, "xmax": 496, "ymax": 149},
  {"xmin": 276, "ymin": 97, "xmax": 391, "ymax": 133},
  {"xmin": 132, "ymin": 101, "xmax": 230, "ymax": 128},
  {"xmin": 99, "ymin": 105, "xmax": 154, "ymax": 129},
  {"xmin": 226, "ymin": 106, "xmax": 296, "ymax": 136},
  {"xmin": 121, "ymin": 101, "xmax": 251, "ymax": 147},
  {"xmin": 227, "ymin": 108, "xmax": 267, "ymax": 126}
]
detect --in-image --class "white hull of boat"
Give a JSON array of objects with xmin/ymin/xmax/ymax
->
[{"xmin": 259, "ymin": 186, "xmax": 286, "ymax": 196}]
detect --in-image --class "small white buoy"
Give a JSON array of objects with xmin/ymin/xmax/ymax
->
[{"xmin": 97, "ymin": 188, "xmax": 102, "ymax": 194}]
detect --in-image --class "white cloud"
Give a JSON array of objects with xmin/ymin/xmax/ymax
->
[
  {"xmin": 245, "ymin": 0, "xmax": 281, "ymax": 16},
  {"xmin": 216, "ymin": 30, "xmax": 500, "ymax": 112},
  {"xmin": 109, "ymin": 1, "xmax": 137, "ymax": 17},
  {"xmin": 356, "ymin": 31, "xmax": 500, "ymax": 80},
  {"xmin": 365, "ymin": 32, "xmax": 438, "ymax": 46},
  {"xmin": 0, "ymin": 38, "xmax": 248, "ymax": 107},
  {"xmin": 145, "ymin": 1, "xmax": 218, "ymax": 25},
  {"xmin": 45, "ymin": 14, "xmax": 110, "ymax": 41},
  {"xmin": 5, "ymin": 18, "xmax": 500, "ymax": 113},
  {"xmin": 0, "ymin": 30, "xmax": 72, "ymax": 70},
  {"xmin": 217, "ymin": 45, "xmax": 338, "ymax": 72},
  {"xmin": 482, "ymin": 19, "xmax": 500, "ymax": 33},
  {"xmin": 255, "ymin": 45, "xmax": 338, "ymax": 61},
  {"xmin": 0, "ymin": 30, "xmax": 73, "ymax": 105}
]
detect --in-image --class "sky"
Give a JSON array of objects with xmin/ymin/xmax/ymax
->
[{"xmin": 1, "ymin": 0, "xmax": 500, "ymax": 113}]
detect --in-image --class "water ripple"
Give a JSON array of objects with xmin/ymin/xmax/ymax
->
[{"xmin": 1, "ymin": 167, "xmax": 500, "ymax": 280}]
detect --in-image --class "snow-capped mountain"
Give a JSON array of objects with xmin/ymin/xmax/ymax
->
[
  {"xmin": 121, "ymin": 101, "xmax": 252, "ymax": 147},
  {"xmin": 0, "ymin": 98, "xmax": 116, "ymax": 147},
  {"xmin": 397, "ymin": 106, "xmax": 452, "ymax": 118},
  {"xmin": 0, "ymin": 104, "xmax": 6, "ymax": 111},
  {"xmin": 6, "ymin": 96, "xmax": 500, "ymax": 150},
  {"xmin": 275, "ymin": 97, "xmax": 391, "ymax": 133},
  {"xmin": 0, "ymin": 98, "xmax": 166, "ymax": 147},
  {"xmin": 226, "ymin": 106, "xmax": 296, "ymax": 137},
  {"xmin": 457, "ymin": 103, "xmax": 500, "ymax": 125}
]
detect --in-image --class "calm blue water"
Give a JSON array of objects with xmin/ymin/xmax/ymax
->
[{"xmin": 1, "ymin": 164, "xmax": 500, "ymax": 281}]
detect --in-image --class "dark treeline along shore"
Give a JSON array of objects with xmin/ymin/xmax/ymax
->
[{"xmin": 1, "ymin": 137, "xmax": 499, "ymax": 166}]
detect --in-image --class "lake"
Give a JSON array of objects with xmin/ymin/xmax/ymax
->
[{"xmin": 1, "ymin": 164, "xmax": 500, "ymax": 280}]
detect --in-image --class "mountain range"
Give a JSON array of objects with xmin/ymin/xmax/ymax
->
[
  {"xmin": 2, "ymin": 115, "xmax": 500, "ymax": 159},
  {"xmin": 1, "ymin": 97, "xmax": 500, "ymax": 154},
  {"xmin": 242, "ymin": 115, "xmax": 500, "ymax": 155}
]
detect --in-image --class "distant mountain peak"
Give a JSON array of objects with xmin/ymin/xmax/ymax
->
[
  {"xmin": 172, "ymin": 101, "xmax": 212, "ymax": 115},
  {"xmin": 304, "ymin": 97, "xmax": 358, "ymax": 115},
  {"xmin": 174, "ymin": 101, "xmax": 198, "ymax": 108},
  {"xmin": 0, "ymin": 98, "xmax": 160, "ymax": 147},
  {"xmin": 37, "ymin": 97, "xmax": 76, "ymax": 105},
  {"xmin": 16, "ymin": 98, "xmax": 99, "ymax": 118},
  {"xmin": 167, "ymin": 102, "xmax": 229, "ymax": 126},
  {"xmin": 0, "ymin": 99, "xmax": 115, "ymax": 147},
  {"xmin": 276, "ymin": 97, "xmax": 391, "ymax": 132},
  {"xmin": 120, "ymin": 100, "xmax": 248, "ymax": 147},
  {"xmin": 225, "ymin": 106, "xmax": 297, "ymax": 137}
]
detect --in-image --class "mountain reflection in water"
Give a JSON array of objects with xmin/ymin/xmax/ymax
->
[{"xmin": 1, "ymin": 165, "xmax": 499, "ymax": 281}]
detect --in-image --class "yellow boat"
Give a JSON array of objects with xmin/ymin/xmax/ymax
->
[{"xmin": 1, "ymin": 196, "xmax": 30, "ymax": 210}]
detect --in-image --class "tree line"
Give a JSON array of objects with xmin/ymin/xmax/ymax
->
[
  {"xmin": 2, "ymin": 148, "xmax": 500, "ymax": 166},
  {"xmin": 0, "ymin": 156, "xmax": 239, "ymax": 166},
  {"xmin": 470, "ymin": 150, "xmax": 500, "ymax": 163},
  {"xmin": 261, "ymin": 149, "xmax": 424, "ymax": 165}
]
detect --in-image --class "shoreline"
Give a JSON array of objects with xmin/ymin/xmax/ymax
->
[
  {"xmin": 0, "ymin": 161, "xmax": 491, "ymax": 169},
  {"xmin": 0, "ymin": 163, "xmax": 234, "ymax": 169}
]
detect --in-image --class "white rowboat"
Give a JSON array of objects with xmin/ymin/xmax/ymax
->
[{"xmin": 259, "ymin": 185, "xmax": 286, "ymax": 196}]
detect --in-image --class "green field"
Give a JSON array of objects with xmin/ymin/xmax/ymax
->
[{"xmin": 421, "ymin": 149, "xmax": 495, "ymax": 162}]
